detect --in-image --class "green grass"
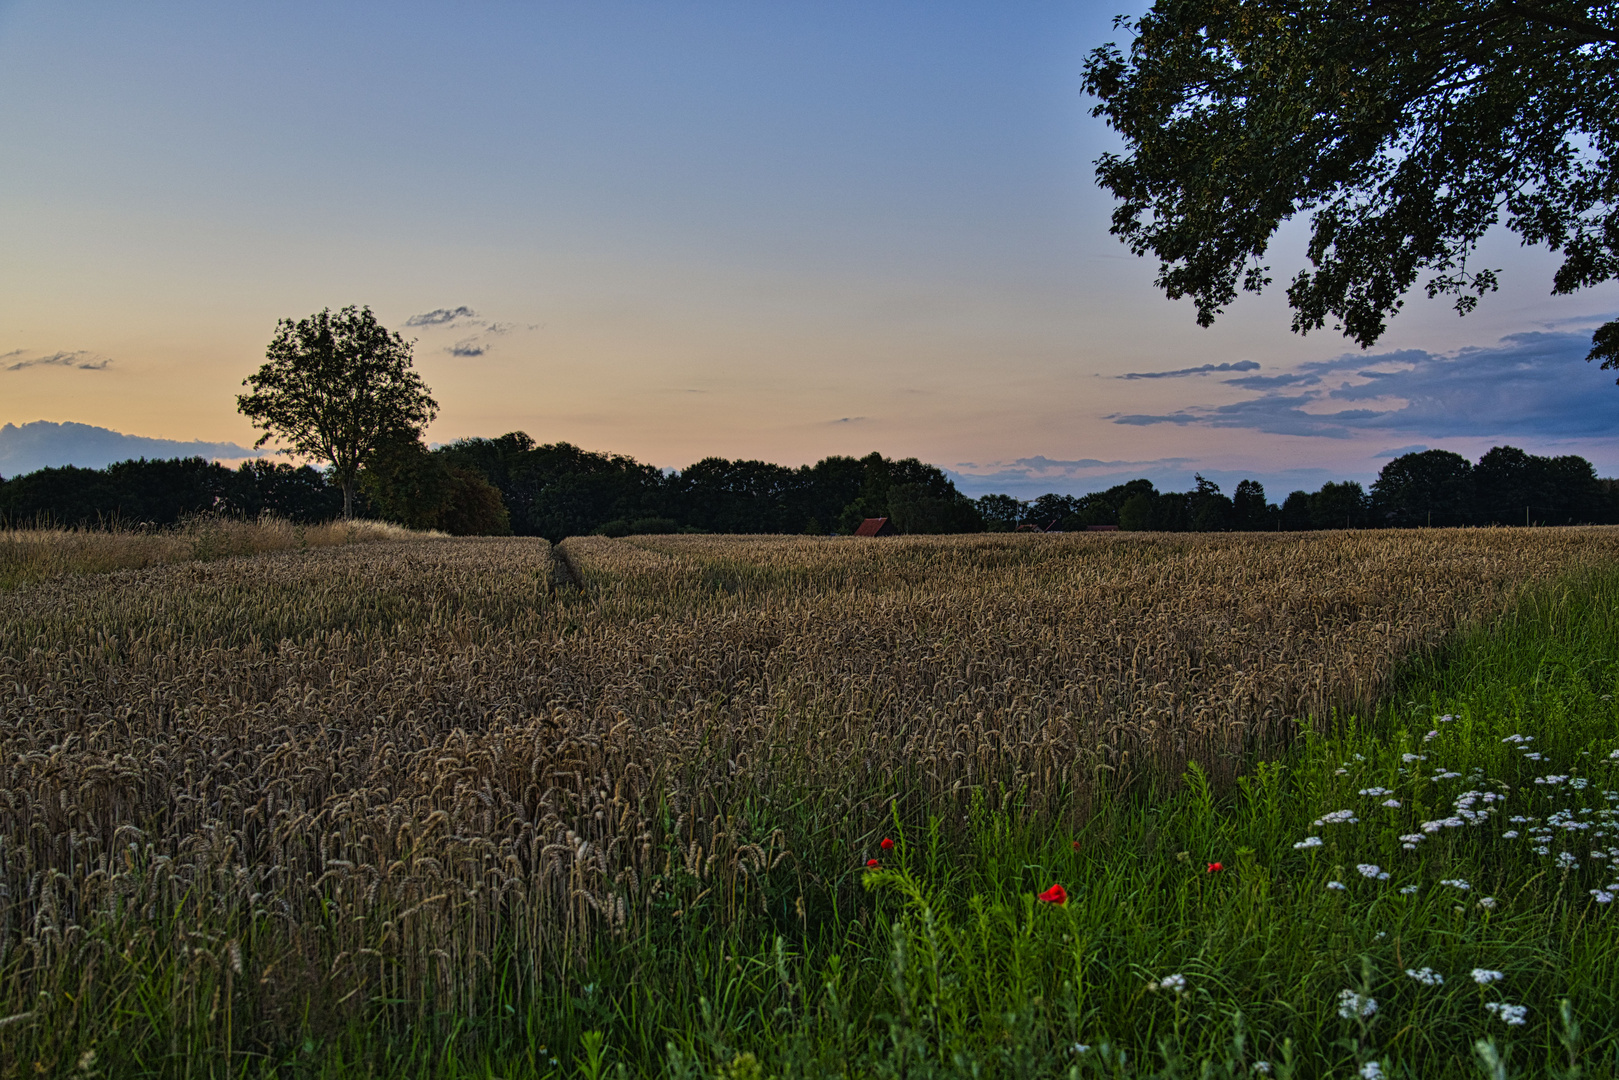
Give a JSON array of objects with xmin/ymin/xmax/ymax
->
[{"xmin": 14, "ymin": 567, "xmax": 1619, "ymax": 1079}]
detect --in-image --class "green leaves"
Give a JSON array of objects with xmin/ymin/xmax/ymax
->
[{"xmin": 1083, "ymin": 0, "xmax": 1619, "ymax": 353}]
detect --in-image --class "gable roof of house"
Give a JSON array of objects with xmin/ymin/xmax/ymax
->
[{"xmin": 853, "ymin": 517, "xmax": 897, "ymax": 536}]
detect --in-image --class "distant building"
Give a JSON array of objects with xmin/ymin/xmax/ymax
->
[
  {"xmin": 1086, "ymin": 524, "xmax": 1120, "ymax": 532},
  {"xmin": 853, "ymin": 517, "xmax": 898, "ymax": 537}
]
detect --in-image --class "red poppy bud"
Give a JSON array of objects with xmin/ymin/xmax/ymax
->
[
  {"xmin": 866, "ymin": 858, "xmax": 880, "ymax": 868},
  {"xmin": 1038, "ymin": 883, "xmax": 1068, "ymax": 905},
  {"xmin": 880, "ymin": 837, "xmax": 894, "ymax": 851},
  {"xmin": 1072, "ymin": 840, "xmax": 1080, "ymax": 851},
  {"xmin": 1206, "ymin": 862, "xmax": 1223, "ymax": 873}
]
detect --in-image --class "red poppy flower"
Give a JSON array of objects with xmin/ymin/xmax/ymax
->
[
  {"xmin": 1206, "ymin": 862, "xmax": 1223, "ymax": 873},
  {"xmin": 866, "ymin": 858, "xmax": 880, "ymax": 868},
  {"xmin": 1038, "ymin": 883, "xmax": 1068, "ymax": 905},
  {"xmin": 1072, "ymin": 840, "xmax": 1080, "ymax": 851},
  {"xmin": 880, "ymin": 837, "xmax": 894, "ymax": 852}
]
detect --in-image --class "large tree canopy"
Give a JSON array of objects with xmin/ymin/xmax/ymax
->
[
  {"xmin": 238, "ymin": 306, "xmax": 438, "ymax": 519},
  {"xmin": 1081, "ymin": 0, "xmax": 1619, "ymax": 377}
]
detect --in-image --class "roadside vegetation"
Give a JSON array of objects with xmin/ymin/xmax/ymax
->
[{"xmin": 1, "ymin": 531, "xmax": 1616, "ymax": 1077}]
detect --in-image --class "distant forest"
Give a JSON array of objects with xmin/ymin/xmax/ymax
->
[{"xmin": 2, "ymin": 435, "xmax": 1615, "ymax": 537}]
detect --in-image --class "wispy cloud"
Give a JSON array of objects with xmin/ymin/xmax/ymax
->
[
  {"xmin": 406, "ymin": 306, "xmax": 478, "ymax": 327},
  {"xmin": 3, "ymin": 349, "xmax": 112, "ymax": 372},
  {"xmin": 1118, "ymin": 360, "xmax": 1260, "ymax": 380},
  {"xmin": 407, "ymin": 307, "xmax": 525, "ymax": 357},
  {"xmin": 1109, "ymin": 329, "xmax": 1619, "ymax": 441}
]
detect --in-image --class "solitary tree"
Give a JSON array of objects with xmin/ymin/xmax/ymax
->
[
  {"xmin": 237, "ymin": 306, "xmax": 438, "ymax": 520},
  {"xmin": 1081, "ymin": 1, "xmax": 1619, "ymax": 378}
]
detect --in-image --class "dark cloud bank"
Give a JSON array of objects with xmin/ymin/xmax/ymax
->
[
  {"xmin": 0, "ymin": 422, "xmax": 261, "ymax": 478},
  {"xmin": 1110, "ymin": 330, "xmax": 1619, "ymax": 440}
]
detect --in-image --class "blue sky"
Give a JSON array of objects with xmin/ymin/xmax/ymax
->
[{"xmin": 2, "ymin": 0, "xmax": 1616, "ymax": 499}]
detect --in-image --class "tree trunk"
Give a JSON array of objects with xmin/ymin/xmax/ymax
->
[{"xmin": 342, "ymin": 475, "xmax": 355, "ymax": 520}]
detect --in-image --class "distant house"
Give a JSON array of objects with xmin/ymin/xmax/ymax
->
[
  {"xmin": 1086, "ymin": 524, "xmax": 1120, "ymax": 532},
  {"xmin": 853, "ymin": 517, "xmax": 898, "ymax": 537}
]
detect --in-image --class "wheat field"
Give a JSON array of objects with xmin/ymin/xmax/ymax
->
[{"xmin": 2, "ymin": 527, "xmax": 1617, "ymax": 1069}]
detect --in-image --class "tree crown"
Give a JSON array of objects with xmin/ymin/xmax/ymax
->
[{"xmin": 1082, "ymin": 0, "xmax": 1619, "ymax": 375}]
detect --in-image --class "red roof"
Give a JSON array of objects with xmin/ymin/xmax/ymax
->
[{"xmin": 853, "ymin": 517, "xmax": 897, "ymax": 536}]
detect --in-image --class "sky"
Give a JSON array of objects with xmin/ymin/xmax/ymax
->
[{"xmin": 3, "ymin": 1, "xmax": 1617, "ymax": 499}]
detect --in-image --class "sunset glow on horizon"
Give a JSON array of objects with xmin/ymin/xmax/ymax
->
[{"xmin": 4, "ymin": 0, "xmax": 1617, "ymax": 498}]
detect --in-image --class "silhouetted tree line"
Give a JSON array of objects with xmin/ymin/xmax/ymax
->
[
  {"xmin": 410, "ymin": 434, "xmax": 982, "ymax": 541},
  {"xmin": 3, "ymin": 440, "xmax": 1612, "ymax": 537},
  {"xmin": 976, "ymin": 446, "xmax": 1618, "ymax": 532},
  {"xmin": 0, "ymin": 458, "xmax": 344, "ymax": 529}
]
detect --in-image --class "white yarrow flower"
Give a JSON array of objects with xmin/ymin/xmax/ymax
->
[
  {"xmin": 1337, "ymin": 989, "xmax": 1377, "ymax": 1019},
  {"xmin": 1440, "ymin": 878, "xmax": 1472, "ymax": 890},
  {"xmin": 1478, "ymin": 896, "xmax": 1497, "ymax": 910},
  {"xmin": 1148, "ymin": 973, "xmax": 1187, "ymax": 995},
  {"xmin": 1471, "ymin": 968, "xmax": 1505, "ymax": 985},
  {"xmin": 1360, "ymin": 1062, "xmax": 1384, "ymax": 1080},
  {"xmin": 1327, "ymin": 880, "xmax": 1347, "ymax": 890},
  {"xmin": 1484, "ymin": 1002, "xmax": 1528, "ymax": 1026},
  {"xmin": 1404, "ymin": 967, "xmax": 1444, "ymax": 986},
  {"xmin": 1294, "ymin": 836, "xmax": 1324, "ymax": 849},
  {"xmin": 1356, "ymin": 864, "xmax": 1390, "ymax": 880}
]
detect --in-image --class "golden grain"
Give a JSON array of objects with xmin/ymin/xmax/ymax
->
[{"xmin": 2, "ymin": 527, "xmax": 1615, "ymax": 1054}]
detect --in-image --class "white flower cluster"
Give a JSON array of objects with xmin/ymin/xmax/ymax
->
[
  {"xmin": 1314, "ymin": 810, "xmax": 1360, "ymax": 826},
  {"xmin": 1147, "ymin": 973, "xmax": 1187, "ymax": 995},
  {"xmin": 1402, "ymin": 753, "xmax": 1427, "ymax": 763},
  {"xmin": 1360, "ymin": 1062, "xmax": 1384, "ymax": 1080},
  {"xmin": 1359, "ymin": 787, "xmax": 1392, "ymax": 797},
  {"xmin": 1356, "ymin": 863, "xmax": 1390, "ymax": 880},
  {"xmin": 1327, "ymin": 880, "xmax": 1347, "ymax": 891},
  {"xmin": 1535, "ymin": 774, "xmax": 1571, "ymax": 786},
  {"xmin": 1547, "ymin": 809, "xmax": 1590, "ymax": 831},
  {"xmin": 1452, "ymin": 790, "xmax": 1499, "ymax": 824},
  {"xmin": 1484, "ymin": 1002, "xmax": 1527, "ymax": 1026},
  {"xmin": 1293, "ymin": 836, "xmax": 1324, "ymax": 849},
  {"xmin": 1404, "ymin": 967, "xmax": 1444, "ymax": 986},
  {"xmin": 1440, "ymin": 878, "xmax": 1472, "ymax": 890},
  {"xmin": 1471, "ymin": 968, "xmax": 1504, "ymax": 985},
  {"xmin": 1421, "ymin": 817, "xmax": 1465, "ymax": 832},
  {"xmin": 1337, "ymin": 989, "xmax": 1377, "ymax": 1019},
  {"xmin": 1478, "ymin": 896, "xmax": 1498, "ymax": 911},
  {"xmin": 1423, "ymin": 730, "xmax": 1440, "ymax": 742},
  {"xmin": 1398, "ymin": 832, "xmax": 1425, "ymax": 849}
]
